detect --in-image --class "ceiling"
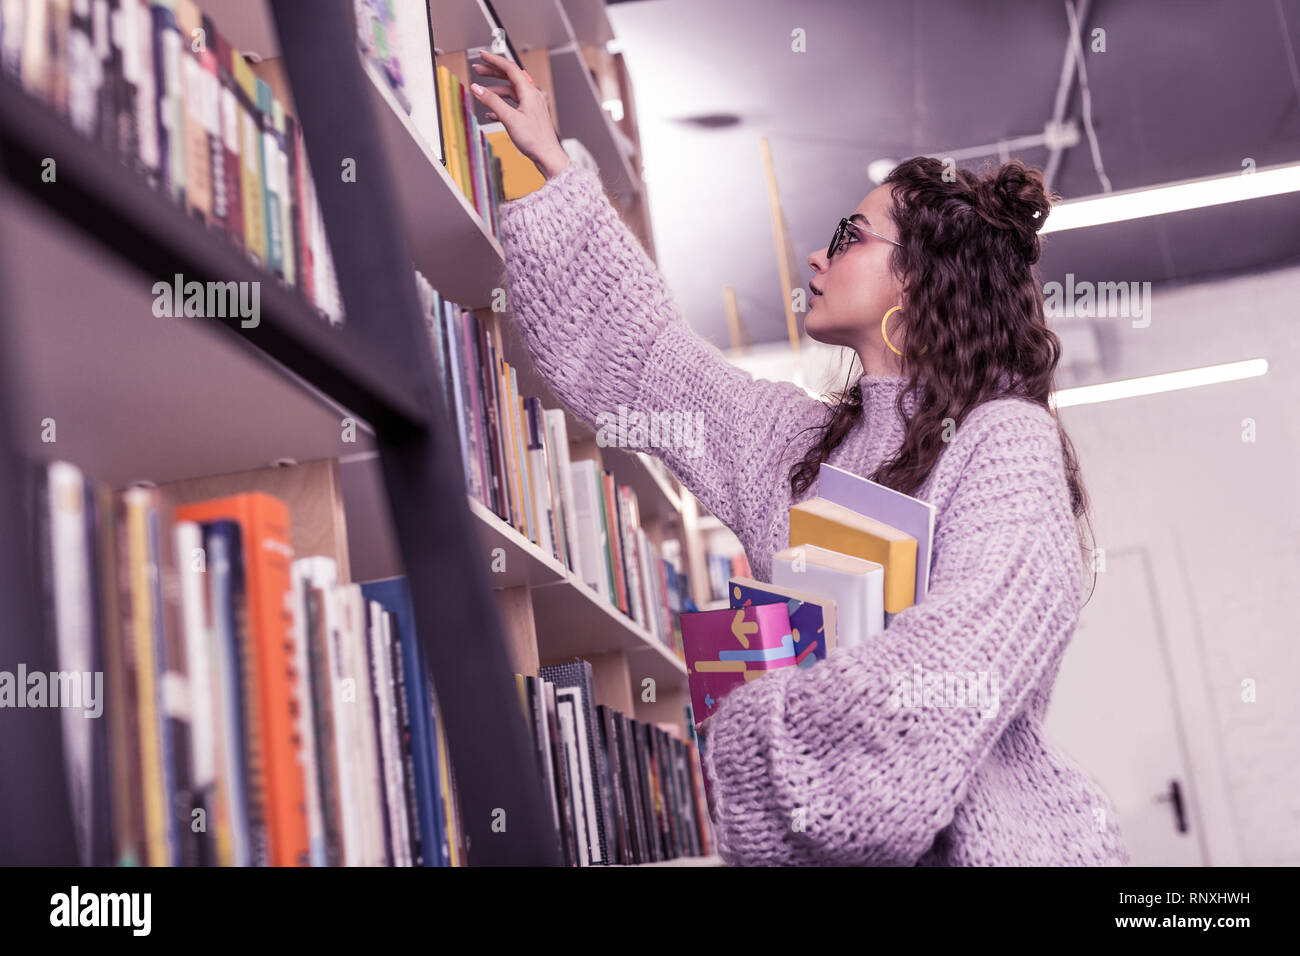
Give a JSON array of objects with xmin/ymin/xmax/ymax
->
[{"xmin": 605, "ymin": 0, "xmax": 1300, "ymax": 350}]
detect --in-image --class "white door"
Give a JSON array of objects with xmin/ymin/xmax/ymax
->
[{"xmin": 1044, "ymin": 547, "xmax": 1207, "ymax": 865}]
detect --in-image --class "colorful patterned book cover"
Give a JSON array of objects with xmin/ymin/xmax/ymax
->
[
  {"xmin": 681, "ymin": 602, "xmax": 796, "ymax": 721},
  {"xmin": 727, "ymin": 577, "xmax": 835, "ymax": 665}
]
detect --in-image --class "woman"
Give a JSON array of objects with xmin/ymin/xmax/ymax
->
[{"xmin": 472, "ymin": 51, "xmax": 1129, "ymax": 867}]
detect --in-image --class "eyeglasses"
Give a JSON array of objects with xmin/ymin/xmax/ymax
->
[{"xmin": 829, "ymin": 216, "xmax": 902, "ymax": 259}]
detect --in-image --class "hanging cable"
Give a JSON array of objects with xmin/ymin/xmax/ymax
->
[{"xmin": 1065, "ymin": 0, "xmax": 1112, "ymax": 193}]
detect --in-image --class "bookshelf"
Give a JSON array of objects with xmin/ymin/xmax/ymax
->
[{"xmin": 0, "ymin": 0, "xmax": 711, "ymax": 865}]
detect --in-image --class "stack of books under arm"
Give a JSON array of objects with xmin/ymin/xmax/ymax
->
[
  {"xmin": 514, "ymin": 662, "xmax": 713, "ymax": 865},
  {"xmin": 416, "ymin": 271, "xmax": 689, "ymax": 655},
  {"xmin": 26, "ymin": 459, "xmax": 466, "ymax": 866},
  {"xmin": 1, "ymin": 0, "xmax": 345, "ymax": 323},
  {"xmin": 682, "ymin": 464, "xmax": 936, "ymax": 732}
]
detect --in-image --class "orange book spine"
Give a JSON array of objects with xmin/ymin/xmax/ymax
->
[{"xmin": 175, "ymin": 493, "xmax": 308, "ymax": 866}]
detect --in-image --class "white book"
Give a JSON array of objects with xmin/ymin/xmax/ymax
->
[
  {"xmin": 772, "ymin": 543, "xmax": 884, "ymax": 648},
  {"xmin": 569, "ymin": 459, "xmax": 611, "ymax": 601},
  {"xmin": 556, "ymin": 686, "xmax": 603, "ymax": 865},
  {"xmin": 337, "ymin": 585, "xmax": 386, "ymax": 866},
  {"xmin": 175, "ymin": 522, "xmax": 215, "ymax": 832},
  {"xmin": 369, "ymin": 600, "xmax": 409, "ymax": 866},
  {"xmin": 544, "ymin": 409, "xmax": 583, "ymax": 575},
  {"xmin": 618, "ymin": 491, "xmax": 645, "ymax": 627},
  {"xmin": 534, "ymin": 679, "xmax": 560, "ymax": 837},
  {"xmin": 556, "ymin": 698, "xmax": 590, "ymax": 866},
  {"xmin": 637, "ymin": 529, "xmax": 661, "ymax": 642},
  {"xmin": 296, "ymin": 557, "xmax": 360, "ymax": 867},
  {"xmin": 46, "ymin": 461, "xmax": 94, "ymax": 865},
  {"xmin": 392, "ymin": 0, "xmax": 441, "ymax": 159},
  {"xmin": 527, "ymin": 436, "xmax": 556, "ymax": 559}
]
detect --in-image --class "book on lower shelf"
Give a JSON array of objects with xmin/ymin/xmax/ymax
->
[
  {"xmin": 26, "ymin": 457, "xmax": 467, "ymax": 866},
  {"xmin": 514, "ymin": 660, "xmax": 713, "ymax": 866}
]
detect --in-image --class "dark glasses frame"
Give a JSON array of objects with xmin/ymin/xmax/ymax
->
[{"xmin": 829, "ymin": 216, "xmax": 902, "ymax": 258}]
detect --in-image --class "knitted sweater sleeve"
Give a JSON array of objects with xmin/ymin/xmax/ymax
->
[
  {"xmin": 701, "ymin": 401, "xmax": 1086, "ymax": 865},
  {"xmin": 497, "ymin": 162, "xmax": 826, "ymax": 552}
]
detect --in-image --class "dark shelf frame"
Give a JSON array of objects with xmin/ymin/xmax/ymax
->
[{"xmin": 0, "ymin": 0, "xmax": 560, "ymax": 866}]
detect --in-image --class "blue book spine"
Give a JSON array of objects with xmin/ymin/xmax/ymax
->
[
  {"xmin": 144, "ymin": 505, "xmax": 180, "ymax": 866},
  {"xmin": 203, "ymin": 521, "xmax": 253, "ymax": 866},
  {"xmin": 359, "ymin": 577, "xmax": 444, "ymax": 867}
]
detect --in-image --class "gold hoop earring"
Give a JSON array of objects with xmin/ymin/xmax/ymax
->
[
  {"xmin": 881, "ymin": 305, "xmax": 927, "ymax": 357},
  {"xmin": 881, "ymin": 305, "xmax": 906, "ymax": 356}
]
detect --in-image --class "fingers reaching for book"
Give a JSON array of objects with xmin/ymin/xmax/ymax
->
[{"xmin": 471, "ymin": 51, "xmax": 570, "ymax": 180}]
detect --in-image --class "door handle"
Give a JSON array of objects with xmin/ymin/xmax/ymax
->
[{"xmin": 1154, "ymin": 779, "xmax": 1188, "ymax": 833}]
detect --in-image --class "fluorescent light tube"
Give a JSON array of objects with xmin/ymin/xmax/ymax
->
[
  {"xmin": 1051, "ymin": 359, "xmax": 1268, "ymax": 409},
  {"xmin": 1041, "ymin": 164, "xmax": 1300, "ymax": 233}
]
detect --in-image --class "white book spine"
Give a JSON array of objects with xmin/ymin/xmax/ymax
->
[
  {"xmin": 545, "ymin": 410, "xmax": 582, "ymax": 575},
  {"xmin": 340, "ymin": 585, "xmax": 385, "ymax": 866},
  {"xmin": 527, "ymin": 443, "xmax": 555, "ymax": 559},
  {"xmin": 47, "ymin": 461, "xmax": 94, "ymax": 865},
  {"xmin": 771, "ymin": 556, "xmax": 885, "ymax": 649},
  {"xmin": 175, "ymin": 522, "xmax": 214, "ymax": 803},
  {"xmin": 569, "ymin": 460, "xmax": 611, "ymax": 601}
]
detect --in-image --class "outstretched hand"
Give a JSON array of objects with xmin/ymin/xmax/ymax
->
[{"xmin": 470, "ymin": 50, "xmax": 571, "ymax": 180}]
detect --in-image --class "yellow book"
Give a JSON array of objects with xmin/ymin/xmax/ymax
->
[
  {"xmin": 436, "ymin": 66, "xmax": 463, "ymax": 194},
  {"xmin": 789, "ymin": 497, "xmax": 917, "ymax": 614},
  {"xmin": 232, "ymin": 53, "xmax": 267, "ymax": 264},
  {"xmin": 509, "ymin": 369, "xmax": 534, "ymax": 542},
  {"xmin": 124, "ymin": 490, "xmax": 169, "ymax": 867},
  {"xmin": 485, "ymin": 129, "xmax": 546, "ymax": 200}
]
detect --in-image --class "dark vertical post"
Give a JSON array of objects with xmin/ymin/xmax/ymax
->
[
  {"xmin": 0, "ymin": 179, "xmax": 78, "ymax": 865},
  {"xmin": 269, "ymin": 0, "xmax": 560, "ymax": 864}
]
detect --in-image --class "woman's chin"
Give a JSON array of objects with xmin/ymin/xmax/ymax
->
[{"xmin": 803, "ymin": 308, "xmax": 840, "ymax": 346}]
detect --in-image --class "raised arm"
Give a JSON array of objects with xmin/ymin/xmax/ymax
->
[
  {"xmin": 699, "ymin": 401, "xmax": 1122, "ymax": 865},
  {"xmin": 497, "ymin": 160, "xmax": 826, "ymax": 553}
]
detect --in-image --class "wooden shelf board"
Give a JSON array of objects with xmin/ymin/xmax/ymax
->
[
  {"xmin": 560, "ymin": 0, "xmax": 615, "ymax": 47},
  {"xmin": 203, "ymin": 0, "xmax": 498, "ymax": 59},
  {"xmin": 549, "ymin": 45, "xmax": 638, "ymax": 199},
  {"xmin": 612, "ymin": 854, "xmax": 726, "ymax": 867},
  {"xmin": 492, "ymin": 0, "xmax": 575, "ymax": 51},
  {"xmin": 532, "ymin": 571, "xmax": 687, "ymax": 690}
]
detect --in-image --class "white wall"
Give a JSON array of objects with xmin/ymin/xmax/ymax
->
[{"xmin": 1050, "ymin": 261, "xmax": 1300, "ymax": 865}]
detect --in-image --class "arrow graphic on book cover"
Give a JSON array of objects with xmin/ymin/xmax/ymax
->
[{"xmin": 731, "ymin": 609, "xmax": 757, "ymax": 648}]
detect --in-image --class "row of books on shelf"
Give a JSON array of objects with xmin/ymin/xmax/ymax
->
[
  {"xmin": 353, "ymin": 0, "xmax": 520, "ymax": 236},
  {"xmin": 1, "ymin": 0, "xmax": 344, "ymax": 321},
  {"xmin": 682, "ymin": 463, "xmax": 938, "ymax": 740},
  {"xmin": 416, "ymin": 271, "xmax": 689, "ymax": 654},
  {"xmin": 514, "ymin": 662, "xmax": 713, "ymax": 866},
  {"xmin": 27, "ymin": 460, "xmax": 464, "ymax": 866},
  {"xmin": 705, "ymin": 549, "xmax": 752, "ymax": 603}
]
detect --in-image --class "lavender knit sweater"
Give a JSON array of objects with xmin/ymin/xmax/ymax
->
[{"xmin": 498, "ymin": 161, "xmax": 1130, "ymax": 867}]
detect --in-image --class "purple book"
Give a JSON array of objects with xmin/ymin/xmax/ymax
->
[
  {"xmin": 681, "ymin": 603, "xmax": 795, "ymax": 722},
  {"xmin": 818, "ymin": 463, "xmax": 936, "ymax": 605}
]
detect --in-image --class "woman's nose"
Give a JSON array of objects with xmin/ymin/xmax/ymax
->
[{"xmin": 809, "ymin": 247, "xmax": 829, "ymax": 273}]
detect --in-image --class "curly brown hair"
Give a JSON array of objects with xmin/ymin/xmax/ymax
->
[{"xmin": 787, "ymin": 156, "xmax": 1096, "ymax": 597}]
